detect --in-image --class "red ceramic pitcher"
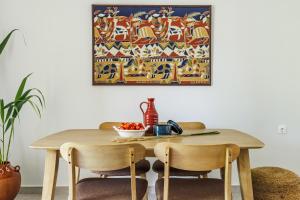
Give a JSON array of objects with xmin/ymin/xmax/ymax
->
[
  {"xmin": 140, "ymin": 98, "xmax": 159, "ymax": 136},
  {"xmin": 0, "ymin": 162, "xmax": 21, "ymax": 200}
]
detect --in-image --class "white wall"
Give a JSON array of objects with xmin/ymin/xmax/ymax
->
[{"xmin": 0, "ymin": 0, "xmax": 300, "ymax": 187}]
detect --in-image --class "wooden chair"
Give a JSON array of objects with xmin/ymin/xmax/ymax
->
[
  {"xmin": 60, "ymin": 143, "xmax": 148, "ymax": 200},
  {"xmin": 99, "ymin": 122, "xmax": 123, "ymax": 130},
  {"xmin": 152, "ymin": 122, "xmax": 210, "ymax": 178},
  {"xmin": 154, "ymin": 142, "xmax": 240, "ymax": 200},
  {"xmin": 97, "ymin": 122, "xmax": 150, "ymax": 178},
  {"xmin": 176, "ymin": 121, "xmax": 206, "ymax": 130}
]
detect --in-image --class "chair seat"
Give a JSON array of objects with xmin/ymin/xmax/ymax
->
[
  {"xmin": 93, "ymin": 159, "xmax": 150, "ymax": 176},
  {"xmin": 77, "ymin": 178, "xmax": 148, "ymax": 200},
  {"xmin": 155, "ymin": 178, "xmax": 224, "ymax": 200},
  {"xmin": 152, "ymin": 160, "xmax": 211, "ymax": 176}
]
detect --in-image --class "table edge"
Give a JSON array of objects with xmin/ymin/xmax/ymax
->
[{"xmin": 29, "ymin": 128, "xmax": 265, "ymax": 150}]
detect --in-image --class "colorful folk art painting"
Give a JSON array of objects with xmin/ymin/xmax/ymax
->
[{"xmin": 92, "ymin": 5, "xmax": 211, "ymax": 85}]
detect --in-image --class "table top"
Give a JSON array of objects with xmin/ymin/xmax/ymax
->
[{"xmin": 30, "ymin": 129, "xmax": 264, "ymax": 152}]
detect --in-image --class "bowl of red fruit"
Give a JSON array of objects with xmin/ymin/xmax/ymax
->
[{"xmin": 113, "ymin": 122, "xmax": 150, "ymax": 138}]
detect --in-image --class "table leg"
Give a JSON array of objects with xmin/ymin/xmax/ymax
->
[
  {"xmin": 237, "ymin": 149, "xmax": 254, "ymax": 200},
  {"xmin": 41, "ymin": 150, "xmax": 60, "ymax": 200}
]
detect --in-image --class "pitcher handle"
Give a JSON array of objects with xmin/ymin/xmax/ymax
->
[
  {"xmin": 139, "ymin": 102, "xmax": 148, "ymax": 114},
  {"xmin": 14, "ymin": 165, "xmax": 20, "ymax": 172}
]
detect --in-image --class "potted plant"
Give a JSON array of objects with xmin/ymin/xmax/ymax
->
[{"xmin": 0, "ymin": 30, "xmax": 45, "ymax": 200}]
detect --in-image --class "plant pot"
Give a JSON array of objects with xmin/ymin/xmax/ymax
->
[{"xmin": 0, "ymin": 162, "xmax": 21, "ymax": 200}]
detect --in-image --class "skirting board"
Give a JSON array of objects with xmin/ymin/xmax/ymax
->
[{"xmin": 19, "ymin": 187, "xmax": 68, "ymax": 194}]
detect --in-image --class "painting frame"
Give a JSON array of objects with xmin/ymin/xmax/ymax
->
[{"xmin": 92, "ymin": 4, "xmax": 212, "ymax": 86}]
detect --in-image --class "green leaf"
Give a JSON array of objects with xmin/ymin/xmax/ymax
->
[
  {"xmin": 4, "ymin": 118, "xmax": 13, "ymax": 133},
  {"xmin": 28, "ymin": 94, "xmax": 44, "ymax": 108},
  {"xmin": 12, "ymin": 106, "xmax": 21, "ymax": 122},
  {"xmin": 0, "ymin": 74, "xmax": 45, "ymax": 163},
  {"xmin": 11, "ymin": 100, "xmax": 25, "ymax": 118},
  {"xmin": 5, "ymin": 93, "xmax": 44, "ymax": 132},
  {"xmin": 5, "ymin": 105, "xmax": 13, "ymax": 123},
  {"xmin": 3, "ymin": 101, "xmax": 14, "ymax": 109},
  {"xmin": 20, "ymin": 88, "xmax": 33, "ymax": 99},
  {"xmin": 0, "ymin": 99, "xmax": 4, "ymax": 123},
  {"xmin": 20, "ymin": 89, "xmax": 44, "ymax": 108},
  {"xmin": 28, "ymin": 100, "xmax": 41, "ymax": 118},
  {"xmin": 5, "ymin": 100, "xmax": 23, "ymax": 132},
  {"xmin": 15, "ymin": 73, "xmax": 32, "ymax": 101},
  {"xmin": 32, "ymin": 88, "xmax": 46, "ymax": 107},
  {"xmin": 0, "ymin": 29, "xmax": 18, "ymax": 56},
  {"xmin": 5, "ymin": 123, "xmax": 15, "ymax": 161},
  {"xmin": 1, "ymin": 73, "xmax": 45, "ymax": 162}
]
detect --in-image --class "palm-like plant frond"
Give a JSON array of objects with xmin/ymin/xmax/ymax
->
[
  {"xmin": 0, "ymin": 74, "xmax": 45, "ymax": 163},
  {"xmin": 0, "ymin": 29, "xmax": 18, "ymax": 56}
]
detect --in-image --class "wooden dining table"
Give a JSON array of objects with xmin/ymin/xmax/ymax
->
[{"xmin": 30, "ymin": 128, "xmax": 264, "ymax": 200}]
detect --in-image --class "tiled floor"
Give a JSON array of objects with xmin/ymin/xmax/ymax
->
[{"xmin": 16, "ymin": 186, "xmax": 242, "ymax": 200}]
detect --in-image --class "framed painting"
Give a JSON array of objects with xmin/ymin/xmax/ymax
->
[{"xmin": 92, "ymin": 5, "xmax": 211, "ymax": 85}]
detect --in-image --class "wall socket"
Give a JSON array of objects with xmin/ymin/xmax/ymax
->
[{"xmin": 278, "ymin": 125, "xmax": 288, "ymax": 134}]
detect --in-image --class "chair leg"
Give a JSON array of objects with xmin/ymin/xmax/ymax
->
[
  {"xmin": 220, "ymin": 167, "xmax": 225, "ymax": 180},
  {"xmin": 140, "ymin": 173, "xmax": 147, "ymax": 179},
  {"xmin": 202, "ymin": 173, "xmax": 208, "ymax": 178},
  {"xmin": 75, "ymin": 167, "xmax": 80, "ymax": 183},
  {"xmin": 198, "ymin": 173, "xmax": 208, "ymax": 179},
  {"xmin": 142, "ymin": 189, "xmax": 148, "ymax": 200},
  {"xmin": 99, "ymin": 174, "xmax": 108, "ymax": 178},
  {"xmin": 158, "ymin": 172, "xmax": 163, "ymax": 179}
]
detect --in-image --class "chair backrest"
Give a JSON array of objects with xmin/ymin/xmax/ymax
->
[
  {"xmin": 61, "ymin": 143, "xmax": 145, "ymax": 171},
  {"xmin": 99, "ymin": 122, "xmax": 123, "ymax": 130},
  {"xmin": 154, "ymin": 143, "xmax": 239, "ymax": 171},
  {"xmin": 177, "ymin": 122, "xmax": 206, "ymax": 130},
  {"xmin": 60, "ymin": 143, "xmax": 146, "ymax": 200},
  {"xmin": 154, "ymin": 143, "xmax": 240, "ymax": 200},
  {"xmin": 99, "ymin": 121, "xmax": 206, "ymax": 130}
]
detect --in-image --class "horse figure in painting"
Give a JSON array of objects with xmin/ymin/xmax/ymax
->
[
  {"xmin": 97, "ymin": 64, "xmax": 117, "ymax": 79},
  {"xmin": 151, "ymin": 63, "xmax": 172, "ymax": 79},
  {"xmin": 165, "ymin": 18, "xmax": 184, "ymax": 41},
  {"xmin": 111, "ymin": 17, "xmax": 129, "ymax": 41}
]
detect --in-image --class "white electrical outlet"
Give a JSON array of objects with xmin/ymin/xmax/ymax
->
[{"xmin": 278, "ymin": 125, "xmax": 288, "ymax": 134}]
